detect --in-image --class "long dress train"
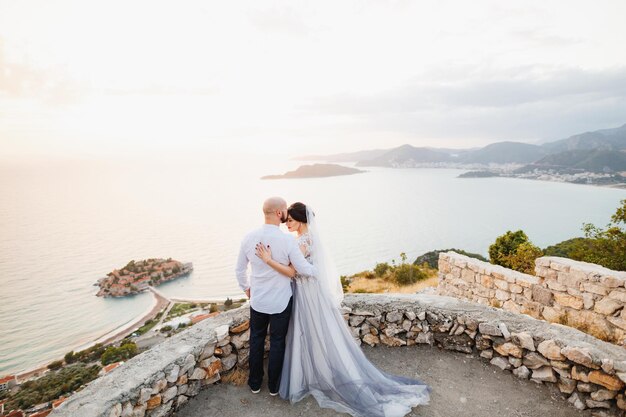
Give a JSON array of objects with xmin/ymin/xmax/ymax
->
[{"xmin": 279, "ymin": 233, "xmax": 430, "ymax": 417}]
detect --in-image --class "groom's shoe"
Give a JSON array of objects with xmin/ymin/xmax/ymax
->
[
  {"xmin": 269, "ymin": 391, "xmax": 279, "ymax": 397},
  {"xmin": 251, "ymin": 388, "xmax": 261, "ymax": 394}
]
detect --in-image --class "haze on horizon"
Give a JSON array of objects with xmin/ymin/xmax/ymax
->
[{"xmin": 1, "ymin": 0, "xmax": 626, "ymax": 163}]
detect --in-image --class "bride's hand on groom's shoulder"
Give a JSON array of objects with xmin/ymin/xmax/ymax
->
[{"xmin": 255, "ymin": 242, "xmax": 272, "ymax": 263}]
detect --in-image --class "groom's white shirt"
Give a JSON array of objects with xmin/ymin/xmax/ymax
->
[{"xmin": 236, "ymin": 224, "xmax": 316, "ymax": 314}]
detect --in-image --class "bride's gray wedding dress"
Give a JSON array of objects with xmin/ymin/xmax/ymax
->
[{"xmin": 278, "ymin": 231, "xmax": 430, "ymax": 417}]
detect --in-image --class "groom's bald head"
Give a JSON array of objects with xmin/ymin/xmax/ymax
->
[
  {"xmin": 263, "ymin": 197, "xmax": 287, "ymax": 214},
  {"xmin": 263, "ymin": 197, "xmax": 288, "ymax": 225}
]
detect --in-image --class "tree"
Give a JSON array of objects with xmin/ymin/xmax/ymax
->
[
  {"xmin": 571, "ymin": 199, "xmax": 626, "ymax": 271},
  {"xmin": 393, "ymin": 263, "xmax": 427, "ymax": 285},
  {"xmin": 507, "ymin": 242, "xmax": 543, "ymax": 274},
  {"xmin": 489, "ymin": 230, "xmax": 542, "ymax": 274},
  {"xmin": 373, "ymin": 262, "xmax": 390, "ymax": 277},
  {"xmin": 413, "ymin": 249, "xmax": 488, "ymax": 269},
  {"xmin": 100, "ymin": 342, "xmax": 138, "ymax": 365}
]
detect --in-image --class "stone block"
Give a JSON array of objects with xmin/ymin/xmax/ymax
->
[
  {"xmin": 490, "ymin": 356, "xmax": 511, "ymax": 370},
  {"xmin": 546, "ymin": 279, "xmax": 567, "ymax": 292},
  {"xmin": 362, "ymin": 334, "xmax": 380, "ymax": 347},
  {"xmin": 553, "ymin": 292, "xmax": 583, "ymax": 310},
  {"xmin": 609, "ymin": 290, "xmax": 626, "ymax": 303},
  {"xmin": 537, "ymin": 340, "xmax": 565, "ymax": 360},
  {"xmin": 511, "ymin": 332, "xmax": 535, "ymax": 351},
  {"xmin": 591, "ymin": 390, "xmax": 617, "ymax": 401},
  {"xmin": 480, "ymin": 349, "xmax": 493, "ymax": 359},
  {"xmin": 230, "ymin": 320, "xmax": 250, "ymax": 334},
  {"xmin": 582, "ymin": 282, "xmax": 609, "ymax": 296},
  {"xmin": 513, "ymin": 366, "xmax": 530, "ymax": 379},
  {"xmin": 558, "ymin": 376, "xmax": 577, "ymax": 394},
  {"xmin": 572, "ymin": 366, "xmax": 590, "ymax": 382},
  {"xmin": 146, "ymin": 395, "xmax": 161, "ymax": 410},
  {"xmin": 523, "ymin": 352, "xmax": 549, "ymax": 369},
  {"xmin": 478, "ymin": 322, "xmax": 502, "ymax": 336},
  {"xmin": 495, "ymin": 289, "xmax": 510, "ymax": 301},
  {"xmin": 480, "ymin": 274, "xmax": 494, "ymax": 288},
  {"xmin": 561, "ymin": 346, "xmax": 595, "ymax": 368},
  {"xmin": 532, "ymin": 366, "xmax": 557, "ymax": 383},
  {"xmin": 589, "ymin": 370, "xmax": 625, "ymax": 391},
  {"xmin": 594, "ymin": 298, "xmax": 623, "ymax": 315},
  {"xmin": 380, "ymin": 334, "xmax": 406, "ymax": 347},
  {"xmin": 532, "ymin": 285, "xmax": 553, "ymax": 305}
]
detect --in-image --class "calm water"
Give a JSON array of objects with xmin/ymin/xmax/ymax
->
[{"xmin": 1, "ymin": 156, "xmax": 624, "ymax": 375}]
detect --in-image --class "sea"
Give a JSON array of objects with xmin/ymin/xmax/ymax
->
[{"xmin": 1, "ymin": 155, "xmax": 624, "ymax": 375}]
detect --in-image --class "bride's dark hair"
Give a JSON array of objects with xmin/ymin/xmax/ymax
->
[{"xmin": 288, "ymin": 202, "xmax": 308, "ymax": 223}]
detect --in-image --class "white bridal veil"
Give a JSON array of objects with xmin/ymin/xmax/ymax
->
[{"xmin": 306, "ymin": 206, "xmax": 344, "ymax": 308}]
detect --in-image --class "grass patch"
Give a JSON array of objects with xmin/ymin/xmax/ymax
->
[{"xmin": 221, "ymin": 367, "xmax": 248, "ymax": 386}]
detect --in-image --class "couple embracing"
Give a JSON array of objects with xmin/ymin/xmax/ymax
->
[{"xmin": 235, "ymin": 197, "xmax": 430, "ymax": 417}]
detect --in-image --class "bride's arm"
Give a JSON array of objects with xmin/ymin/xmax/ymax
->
[{"xmin": 255, "ymin": 243, "xmax": 297, "ymax": 278}]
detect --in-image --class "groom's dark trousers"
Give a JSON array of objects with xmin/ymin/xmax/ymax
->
[{"xmin": 248, "ymin": 296, "xmax": 293, "ymax": 393}]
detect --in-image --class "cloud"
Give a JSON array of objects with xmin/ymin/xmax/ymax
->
[{"xmin": 301, "ymin": 66, "xmax": 626, "ymax": 142}]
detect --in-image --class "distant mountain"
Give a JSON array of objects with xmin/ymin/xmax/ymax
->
[
  {"xmin": 461, "ymin": 141, "xmax": 547, "ymax": 164},
  {"xmin": 294, "ymin": 149, "xmax": 388, "ymax": 162},
  {"xmin": 355, "ymin": 145, "xmax": 453, "ymax": 167},
  {"xmin": 261, "ymin": 164, "xmax": 364, "ymax": 179},
  {"xmin": 291, "ymin": 123, "xmax": 626, "ymax": 168},
  {"xmin": 517, "ymin": 149, "xmax": 626, "ymax": 173},
  {"xmin": 543, "ymin": 124, "xmax": 626, "ymax": 153}
]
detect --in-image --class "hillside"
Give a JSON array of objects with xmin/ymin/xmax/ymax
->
[
  {"xmin": 355, "ymin": 145, "xmax": 453, "ymax": 167},
  {"xmin": 518, "ymin": 149, "xmax": 626, "ymax": 173},
  {"xmin": 461, "ymin": 141, "xmax": 547, "ymax": 164},
  {"xmin": 294, "ymin": 149, "xmax": 388, "ymax": 162},
  {"xmin": 542, "ymin": 123, "xmax": 626, "ymax": 153}
]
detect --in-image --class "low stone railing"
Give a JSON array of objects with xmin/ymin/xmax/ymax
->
[
  {"xmin": 52, "ymin": 294, "xmax": 626, "ymax": 416},
  {"xmin": 438, "ymin": 252, "xmax": 626, "ymax": 344}
]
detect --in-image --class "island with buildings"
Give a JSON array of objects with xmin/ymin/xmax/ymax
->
[{"xmin": 95, "ymin": 258, "xmax": 193, "ymax": 297}]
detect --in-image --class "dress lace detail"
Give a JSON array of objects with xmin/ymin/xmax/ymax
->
[{"xmin": 295, "ymin": 233, "xmax": 313, "ymax": 280}]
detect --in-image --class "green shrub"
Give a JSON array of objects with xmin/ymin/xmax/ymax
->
[
  {"xmin": 47, "ymin": 360, "xmax": 63, "ymax": 371},
  {"xmin": 489, "ymin": 230, "xmax": 542, "ymax": 273},
  {"xmin": 101, "ymin": 342, "xmax": 138, "ymax": 365},
  {"xmin": 392, "ymin": 263, "xmax": 427, "ymax": 286},
  {"xmin": 373, "ymin": 262, "xmax": 390, "ymax": 277},
  {"xmin": 340, "ymin": 275, "xmax": 351, "ymax": 292},
  {"xmin": 5, "ymin": 363, "xmax": 101, "ymax": 411}
]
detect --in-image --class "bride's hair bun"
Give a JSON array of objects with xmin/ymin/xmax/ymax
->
[{"xmin": 288, "ymin": 202, "xmax": 308, "ymax": 223}]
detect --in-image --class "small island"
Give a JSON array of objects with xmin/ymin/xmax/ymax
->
[
  {"xmin": 95, "ymin": 258, "xmax": 193, "ymax": 297},
  {"xmin": 261, "ymin": 163, "xmax": 365, "ymax": 179}
]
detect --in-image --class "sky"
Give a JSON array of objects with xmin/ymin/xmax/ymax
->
[{"xmin": 1, "ymin": 0, "xmax": 626, "ymax": 163}]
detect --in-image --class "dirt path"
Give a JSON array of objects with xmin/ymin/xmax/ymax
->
[{"xmin": 178, "ymin": 344, "xmax": 590, "ymax": 417}]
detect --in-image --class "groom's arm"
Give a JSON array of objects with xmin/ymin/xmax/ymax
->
[
  {"xmin": 235, "ymin": 239, "xmax": 250, "ymax": 296},
  {"xmin": 287, "ymin": 239, "xmax": 317, "ymax": 277}
]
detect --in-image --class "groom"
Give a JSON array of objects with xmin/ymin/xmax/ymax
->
[{"xmin": 235, "ymin": 196, "xmax": 316, "ymax": 395}]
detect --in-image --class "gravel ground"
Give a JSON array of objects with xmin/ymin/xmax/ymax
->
[{"xmin": 177, "ymin": 344, "xmax": 591, "ymax": 417}]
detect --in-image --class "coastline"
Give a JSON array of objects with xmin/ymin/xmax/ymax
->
[
  {"xmin": 13, "ymin": 289, "xmax": 241, "ymax": 381},
  {"xmin": 15, "ymin": 289, "xmax": 170, "ymax": 382}
]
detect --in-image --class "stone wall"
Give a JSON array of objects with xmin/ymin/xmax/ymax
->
[
  {"xmin": 438, "ymin": 252, "xmax": 626, "ymax": 344},
  {"xmin": 52, "ymin": 294, "xmax": 626, "ymax": 417}
]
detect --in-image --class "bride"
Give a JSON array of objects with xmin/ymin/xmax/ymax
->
[{"xmin": 254, "ymin": 202, "xmax": 430, "ymax": 417}]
